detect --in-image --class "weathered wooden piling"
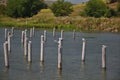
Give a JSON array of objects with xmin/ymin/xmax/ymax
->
[
  {"xmin": 5, "ymin": 28, "xmax": 7, "ymax": 41},
  {"xmin": 11, "ymin": 27, "xmax": 14, "ymax": 36},
  {"xmin": 60, "ymin": 30, "xmax": 64, "ymax": 39},
  {"xmin": 32, "ymin": 27, "xmax": 35, "ymax": 36},
  {"xmin": 3, "ymin": 41, "xmax": 9, "ymax": 68},
  {"xmin": 81, "ymin": 38, "xmax": 86, "ymax": 62},
  {"xmin": 7, "ymin": 33, "xmax": 11, "ymax": 52},
  {"xmin": 28, "ymin": 41, "xmax": 32, "ymax": 63},
  {"xmin": 44, "ymin": 30, "xmax": 47, "ymax": 42},
  {"xmin": 21, "ymin": 31, "xmax": 25, "ymax": 44},
  {"xmin": 24, "ymin": 36, "xmax": 28, "ymax": 56},
  {"xmin": 40, "ymin": 35, "xmax": 44, "ymax": 62},
  {"xmin": 30, "ymin": 28, "xmax": 33, "ymax": 39},
  {"xmin": 73, "ymin": 30, "xmax": 75, "ymax": 39},
  {"xmin": 102, "ymin": 45, "xmax": 107, "ymax": 69},
  {"xmin": 24, "ymin": 29, "xmax": 27, "ymax": 37},
  {"xmin": 58, "ymin": 38, "xmax": 63, "ymax": 70},
  {"xmin": 53, "ymin": 27, "xmax": 56, "ymax": 38}
]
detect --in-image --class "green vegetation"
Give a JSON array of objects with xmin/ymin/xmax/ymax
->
[
  {"xmin": 5, "ymin": 0, "xmax": 47, "ymax": 18},
  {"xmin": 109, "ymin": 0, "xmax": 117, "ymax": 3},
  {"xmin": 117, "ymin": 3, "xmax": 120, "ymax": 12},
  {"xmin": 0, "ymin": 0, "xmax": 120, "ymax": 32},
  {"xmin": 50, "ymin": 0, "xmax": 73, "ymax": 16},
  {"xmin": 0, "ymin": 15, "xmax": 120, "ymax": 32},
  {"xmin": 81, "ymin": 0, "xmax": 116, "ymax": 18},
  {"xmin": 0, "ymin": 5, "xmax": 6, "ymax": 15}
]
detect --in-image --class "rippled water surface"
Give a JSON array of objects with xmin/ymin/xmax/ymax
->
[{"xmin": 0, "ymin": 28, "xmax": 120, "ymax": 80}]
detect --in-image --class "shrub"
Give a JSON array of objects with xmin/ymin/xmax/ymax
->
[
  {"xmin": 104, "ymin": 8, "xmax": 116, "ymax": 17},
  {"xmin": 5, "ymin": 0, "xmax": 47, "ymax": 18},
  {"xmin": 85, "ymin": 0, "xmax": 108, "ymax": 17},
  {"xmin": 109, "ymin": 0, "xmax": 117, "ymax": 3},
  {"xmin": 0, "ymin": 4, "xmax": 6, "ymax": 15},
  {"xmin": 117, "ymin": 3, "xmax": 120, "ymax": 16},
  {"xmin": 50, "ymin": 0, "xmax": 73, "ymax": 17},
  {"xmin": 82, "ymin": 0, "xmax": 115, "ymax": 18}
]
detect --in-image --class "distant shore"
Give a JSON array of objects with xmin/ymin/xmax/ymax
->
[{"xmin": 0, "ymin": 16, "xmax": 120, "ymax": 32}]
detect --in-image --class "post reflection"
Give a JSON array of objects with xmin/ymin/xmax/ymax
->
[
  {"xmin": 56, "ymin": 69, "xmax": 62, "ymax": 80},
  {"xmin": 101, "ymin": 69, "xmax": 107, "ymax": 80},
  {"xmin": 27, "ymin": 62, "xmax": 32, "ymax": 71},
  {"xmin": 81, "ymin": 61, "xmax": 86, "ymax": 70},
  {"xmin": 40, "ymin": 62, "xmax": 44, "ymax": 73}
]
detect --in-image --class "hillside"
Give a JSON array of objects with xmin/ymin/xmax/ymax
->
[{"xmin": 0, "ymin": 2, "xmax": 120, "ymax": 32}]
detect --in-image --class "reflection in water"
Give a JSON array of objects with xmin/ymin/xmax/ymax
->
[
  {"xmin": 81, "ymin": 62, "xmax": 86, "ymax": 70},
  {"xmin": 57, "ymin": 69, "xmax": 62, "ymax": 76},
  {"xmin": 4, "ymin": 67, "xmax": 9, "ymax": 73},
  {"xmin": 101, "ymin": 69, "xmax": 107, "ymax": 80},
  {"xmin": 1, "ymin": 68, "xmax": 9, "ymax": 80},
  {"xmin": 27, "ymin": 62, "xmax": 32, "ymax": 71},
  {"xmin": 40, "ymin": 62, "xmax": 44, "ymax": 73},
  {"xmin": 56, "ymin": 69, "xmax": 62, "ymax": 80}
]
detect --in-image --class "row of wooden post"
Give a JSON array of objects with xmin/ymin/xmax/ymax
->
[
  {"xmin": 3, "ymin": 27, "xmax": 107, "ymax": 70},
  {"xmin": 3, "ymin": 27, "xmax": 14, "ymax": 68}
]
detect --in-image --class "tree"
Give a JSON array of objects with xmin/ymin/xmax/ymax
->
[
  {"xmin": 50, "ymin": 0, "xmax": 73, "ymax": 17},
  {"xmin": 5, "ymin": 0, "xmax": 47, "ymax": 18},
  {"xmin": 0, "ymin": 4, "xmax": 6, "ymax": 15},
  {"xmin": 109, "ymin": 0, "xmax": 117, "ymax": 3},
  {"xmin": 117, "ymin": 3, "xmax": 120, "ymax": 16},
  {"xmin": 82, "ymin": 0, "xmax": 115, "ymax": 18}
]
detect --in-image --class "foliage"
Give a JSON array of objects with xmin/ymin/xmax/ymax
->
[
  {"xmin": 50, "ymin": 0, "xmax": 73, "ymax": 16},
  {"xmin": 81, "ymin": 0, "xmax": 115, "ymax": 18},
  {"xmin": 0, "ymin": 15, "xmax": 120, "ymax": 32},
  {"xmin": 104, "ymin": 8, "xmax": 116, "ymax": 17},
  {"xmin": 5, "ymin": 0, "xmax": 47, "ymax": 18},
  {"xmin": 117, "ymin": 3, "xmax": 120, "ymax": 12},
  {"xmin": 0, "ymin": 4, "xmax": 6, "ymax": 15},
  {"xmin": 117, "ymin": 3, "xmax": 120, "ymax": 16},
  {"xmin": 109, "ymin": 0, "xmax": 117, "ymax": 3}
]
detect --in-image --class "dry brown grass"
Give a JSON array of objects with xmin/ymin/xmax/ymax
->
[{"xmin": 70, "ymin": 3, "xmax": 86, "ymax": 16}]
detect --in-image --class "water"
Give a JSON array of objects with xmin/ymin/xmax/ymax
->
[
  {"xmin": 0, "ymin": 28, "xmax": 120, "ymax": 80},
  {"xmin": 65, "ymin": 0, "xmax": 89, "ymax": 4}
]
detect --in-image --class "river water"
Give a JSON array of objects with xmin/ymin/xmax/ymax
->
[
  {"xmin": 0, "ymin": 28, "xmax": 120, "ymax": 80},
  {"xmin": 65, "ymin": 0, "xmax": 89, "ymax": 4}
]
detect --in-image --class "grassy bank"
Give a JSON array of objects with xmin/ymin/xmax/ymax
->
[
  {"xmin": 0, "ymin": 3, "xmax": 120, "ymax": 32},
  {"xmin": 0, "ymin": 15, "xmax": 120, "ymax": 32}
]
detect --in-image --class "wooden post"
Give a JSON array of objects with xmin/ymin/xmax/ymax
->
[
  {"xmin": 81, "ymin": 38, "xmax": 86, "ymax": 62},
  {"xmin": 30, "ymin": 28, "xmax": 33, "ymax": 39},
  {"xmin": 61, "ymin": 30, "xmax": 64, "ymax": 39},
  {"xmin": 40, "ymin": 35, "xmax": 44, "ymax": 62},
  {"xmin": 53, "ymin": 27, "xmax": 56, "ymax": 38},
  {"xmin": 11, "ymin": 27, "xmax": 14, "ymax": 36},
  {"xmin": 21, "ymin": 31, "xmax": 25, "ymax": 44},
  {"xmin": 7, "ymin": 33, "xmax": 11, "ymax": 52},
  {"xmin": 102, "ymin": 45, "xmax": 107, "ymax": 69},
  {"xmin": 32, "ymin": 27, "xmax": 35, "ymax": 37},
  {"xmin": 44, "ymin": 30, "xmax": 47, "ymax": 42},
  {"xmin": 5, "ymin": 28, "xmax": 7, "ymax": 41},
  {"xmin": 24, "ymin": 36, "xmax": 28, "ymax": 56},
  {"xmin": 24, "ymin": 29, "xmax": 27, "ymax": 37},
  {"xmin": 3, "ymin": 41, "xmax": 9, "ymax": 68},
  {"xmin": 28, "ymin": 41, "xmax": 32, "ymax": 63},
  {"xmin": 73, "ymin": 30, "xmax": 75, "ymax": 39},
  {"xmin": 58, "ymin": 38, "xmax": 63, "ymax": 70}
]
